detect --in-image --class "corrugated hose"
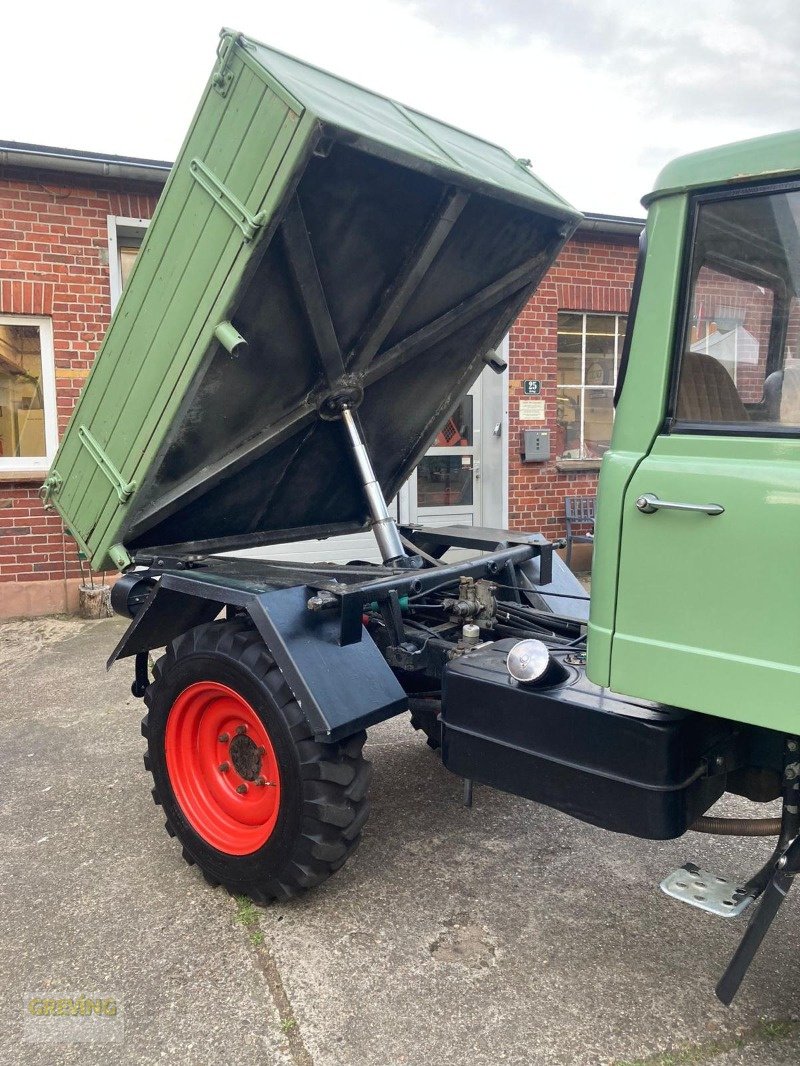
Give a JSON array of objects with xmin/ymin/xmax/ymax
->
[{"xmin": 690, "ymin": 816, "xmax": 781, "ymax": 836}]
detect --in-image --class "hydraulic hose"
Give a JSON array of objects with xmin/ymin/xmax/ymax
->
[{"xmin": 690, "ymin": 816, "xmax": 781, "ymax": 836}]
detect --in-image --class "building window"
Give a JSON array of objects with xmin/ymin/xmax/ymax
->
[
  {"xmin": 556, "ymin": 311, "xmax": 627, "ymax": 459},
  {"xmin": 107, "ymin": 216, "xmax": 149, "ymax": 312},
  {"xmin": 0, "ymin": 316, "xmax": 57, "ymax": 471}
]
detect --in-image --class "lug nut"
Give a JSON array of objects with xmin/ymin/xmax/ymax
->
[
  {"xmin": 236, "ymin": 783, "xmax": 248, "ymax": 795},
  {"xmin": 255, "ymin": 775, "xmax": 266, "ymax": 787},
  {"xmin": 218, "ymin": 762, "xmax": 230, "ymax": 773},
  {"xmin": 235, "ymin": 724, "xmax": 247, "ymax": 736},
  {"xmin": 218, "ymin": 732, "xmax": 230, "ymax": 743}
]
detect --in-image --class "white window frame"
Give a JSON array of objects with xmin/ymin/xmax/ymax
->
[
  {"xmin": 0, "ymin": 314, "xmax": 58, "ymax": 472},
  {"xmin": 556, "ymin": 311, "xmax": 627, "ymax": 460},
  {"xmin": 107, "ymin": 216, "xmax": 150, "ymax": 312}
]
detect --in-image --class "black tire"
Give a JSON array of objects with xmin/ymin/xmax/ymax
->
[
  {"xmin": 409, "ymin": 698, "xmax": 442, "ymax": 750},
  {"xmin": 141, "ymin": 618, "xmax": 371, "ymax": 903}
]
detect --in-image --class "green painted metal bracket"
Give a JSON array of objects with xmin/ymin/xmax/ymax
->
[
  {"xmin": 78, "ymin": 426, "xmax": 136, "ymax": 503},
  {"xmin": 214, "ymin": 320, "xmax": 248, "ymax": 355},
  {"xmin": 39, "ymin": 470, "xmax": 63, "ymax": 506},
  {"xmin": 211, "ymin": 30, "xmax": 240, "ymax": 98},
  {"xmin": 189, "ymin": 157, "xmax": 267, "ymax": 242},
  {"xmin": 108, "ymin": 543, "xmax": 132, "ymax": 570}
]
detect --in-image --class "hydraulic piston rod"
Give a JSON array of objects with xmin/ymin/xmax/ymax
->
[{"xmin": 340, "ymin": 407, "xmax": 407, "ymax": 564}]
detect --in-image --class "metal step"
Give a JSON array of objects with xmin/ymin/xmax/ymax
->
[{"xmin": 660, "ymin": 862, "xmax": 756, "ymax": 918}]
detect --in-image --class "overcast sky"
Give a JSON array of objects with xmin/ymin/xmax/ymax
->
[{"xmin": 3, "ymin": 0, "xmax": 797, "ymax": 216}]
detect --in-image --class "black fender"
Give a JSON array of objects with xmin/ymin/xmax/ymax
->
[{"xmin": 108, "ymin": 572, "xmax": 407, "ymax": 742}]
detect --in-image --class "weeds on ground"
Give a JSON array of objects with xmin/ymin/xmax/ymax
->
[
  {"xmin": 616, "ymin": 1018, "xmax": 800, "ymax": 1065},
  {"xmin": 234, "ymin": 895, "xmax": 265, "ymax": 946}
]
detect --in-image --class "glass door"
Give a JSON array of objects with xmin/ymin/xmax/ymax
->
[{"xmin": 409, "ymin": 381, "xmax": 482, "ymax": 528}]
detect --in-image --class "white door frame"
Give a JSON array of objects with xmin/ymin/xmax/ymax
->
[{"xmin": 403, "ymin": 338, "xmax": 509, "ymax": 530}]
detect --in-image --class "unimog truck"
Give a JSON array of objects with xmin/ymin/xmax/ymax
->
[{"xmin": 43, "ymin": 30, "xmax": 800, "ymax": 1003}]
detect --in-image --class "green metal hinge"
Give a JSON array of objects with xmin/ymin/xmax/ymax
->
[
  {"xmin": 78, "ymin": 426, "xmax": 136, "ymax": 503},
  {"xmin": 212, "ymin": 30, "xmax": 240, "ymax": 97},
  {"xmin": 190, "ymin": 158, "xmax": 266, "ymax": 242},
  {"xmin": 40, "ymin": 470, "xmax": 62, "ymax": 506},
  {"xmin": 108, "ymin": 543, "xmax": 132, "ymax": 570}
]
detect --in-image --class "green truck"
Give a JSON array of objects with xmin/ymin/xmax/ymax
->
[{"xmin": 44, "ymin": 29, "xmax": 800, "ymax": 1003}]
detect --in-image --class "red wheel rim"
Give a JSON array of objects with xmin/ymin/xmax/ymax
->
[{"xmin": 165, "ymin": 681, "xmax": 282, "ymax": 856}]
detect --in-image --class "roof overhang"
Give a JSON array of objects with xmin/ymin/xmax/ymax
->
[
  {"xmin": 578, "ymin": 212, "xmax": 644, "ymax": 238},
  {"xmin": 0, "ymin": 140, "xmax": 171, "ymax": 185}
]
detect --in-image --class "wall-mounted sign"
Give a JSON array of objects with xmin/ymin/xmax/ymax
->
[
  {"xmin": 519, "ymin": 399, "xmax": 545, "ymax": 422},
  {"xmin": 522, "ymin": 379, "xmax": 541, "ymax": 395}
]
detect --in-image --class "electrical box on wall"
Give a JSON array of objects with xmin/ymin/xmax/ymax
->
[{"xmin": 521, "ymin": 429, "xmax": 550, "ymax": 462}]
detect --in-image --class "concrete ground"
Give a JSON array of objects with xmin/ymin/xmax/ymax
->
[{"xmin": 1, "ymin": 615, "xmax": 799, "ymax": 1066}]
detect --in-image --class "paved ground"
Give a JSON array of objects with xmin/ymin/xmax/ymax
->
[{"xmin": 2, "ymin": 615, "xmax": 799, "ymax": 1065}]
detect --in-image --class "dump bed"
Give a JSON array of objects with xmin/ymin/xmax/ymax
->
[{"xmin": 44, "ymin": 29, "xmax": 580, "ymax": 571}]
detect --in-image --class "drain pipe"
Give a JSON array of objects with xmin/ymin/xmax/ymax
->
[{"xmin": 340, "ymin": 406, "xmax": 407, "ymax": 565}]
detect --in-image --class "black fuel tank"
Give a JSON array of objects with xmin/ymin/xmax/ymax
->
[{"xmin": 441, "ymin": 639, "xmax": 734, "ymax": 839}]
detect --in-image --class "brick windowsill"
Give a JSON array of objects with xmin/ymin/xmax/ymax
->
[{"xmin": 555, "ymin": 459, "xmax": 602, "ymax": 473}]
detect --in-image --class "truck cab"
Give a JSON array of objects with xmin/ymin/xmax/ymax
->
[{"xmin": 589, "ymin": 131, "xmax": 800, "ymax": 737}]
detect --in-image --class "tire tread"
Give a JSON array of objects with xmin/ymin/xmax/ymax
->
[{"xmin": 142, "ymin": 619, "xmax": 370, "ymax": 904}]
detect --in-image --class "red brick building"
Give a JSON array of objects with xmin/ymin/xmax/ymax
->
[
  {"xmin": 508, "ymin": 219, "xmax": 639, "ymax": 538},
  {"xmin": 0, "ymin": 142, "xmax": 641, "ymax": 617},
  {"xmin": 0, "ymin": 144, "xmax": 164, "ymax": 617}
]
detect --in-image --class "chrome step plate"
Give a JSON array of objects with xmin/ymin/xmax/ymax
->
[{"xmin": 660, "ymin": 863, "xmax": 756, "ymax": 918}]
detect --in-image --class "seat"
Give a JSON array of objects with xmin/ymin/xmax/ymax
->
[
  {"xmin": 676, "ymin": 351, "xmax": 749, "ymax": 423},
  {"xmin": 564, "ymin": 495, "xmax": 595, "ymax": 569},
  {"xmin": 777, "ymin": 361, "xmax": 800, "ymax": 424},
  {"xmin": 757, "ymin": 361, "xmax": 800, "ymax": 424},
  {"xmin": 762, "ymin": 369, "xmax": 784, "ymax": 421}
]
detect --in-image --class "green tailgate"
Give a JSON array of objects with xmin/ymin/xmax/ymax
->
[{"xmin": 44, "ymin": 29, "xmax": 579, "ymax": 571}]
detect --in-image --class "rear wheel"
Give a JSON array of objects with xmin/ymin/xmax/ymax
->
[{"xmin": 141, "ymin": 618, "xmax": 371, "ymax": 902}]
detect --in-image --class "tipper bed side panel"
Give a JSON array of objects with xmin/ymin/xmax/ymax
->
[{"xmin": 46, "ymin": 50, "xmax": 307, "ymax": 568}]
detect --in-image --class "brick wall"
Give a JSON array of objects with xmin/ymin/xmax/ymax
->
[
  {"xmin": 0, "ymin": 171, "xmax": 159, "ymax": 616},
  {"xmin": 507, "ymin": 233, "xmax": 638, "ymax": 539}
]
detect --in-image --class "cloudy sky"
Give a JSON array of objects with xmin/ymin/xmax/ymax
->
[{"xmin": 3, "ymin": 0, "xmax": 797, "ymax": 216}]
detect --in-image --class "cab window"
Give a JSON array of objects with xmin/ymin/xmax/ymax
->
[{"xmin": 674, "ymin": 187, "xmax": 800, "ymax": 430}]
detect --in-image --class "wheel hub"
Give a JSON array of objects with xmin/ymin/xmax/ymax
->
[
  {"xmin": 228, "ymin": 733, "xmax": 262, "ymax": 781},
  {"xmin": 165, "ymin": 681, "xmax": 282, "ymax": 855}
]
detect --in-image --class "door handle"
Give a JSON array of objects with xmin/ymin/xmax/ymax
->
[{"xmin": 635, "ymin": 493, "xmax": 724, "ymax": 516}]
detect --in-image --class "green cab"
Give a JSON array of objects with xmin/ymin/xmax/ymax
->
[{"xmin": 589, "ymin": 131, "xmax": 800, "ymax": 734}]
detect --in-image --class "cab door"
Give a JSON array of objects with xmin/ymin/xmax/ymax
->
[{"xmin": 610, "ymin": 183, "xmax": 800, "ymax": 733}]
